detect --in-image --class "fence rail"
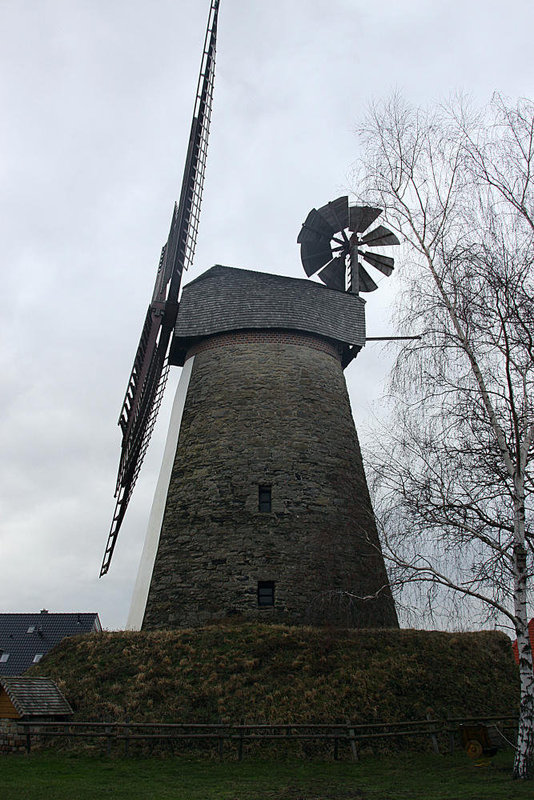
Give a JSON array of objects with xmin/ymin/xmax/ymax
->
[{"xmin": 20, "ymin": 715, "xmax": 519, "ymax": 760}]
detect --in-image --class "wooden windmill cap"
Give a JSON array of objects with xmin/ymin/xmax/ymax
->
[{"xmin": 170, "ymin": 265, "xmax": 366, "ymax": 367}]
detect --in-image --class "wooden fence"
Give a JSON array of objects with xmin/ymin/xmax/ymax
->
[{"xmin": 19, "ymin": 714, "xmax": 518, "ymax": 760}]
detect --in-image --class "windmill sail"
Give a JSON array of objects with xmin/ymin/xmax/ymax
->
[{"xmin": 101, "ymin": 0, "xmax": 221, "ymax": 576}]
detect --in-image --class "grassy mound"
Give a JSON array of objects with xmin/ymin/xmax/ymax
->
[{"xmin": 30, "ymin": 624, "xmax": 518, "ymax": 724}]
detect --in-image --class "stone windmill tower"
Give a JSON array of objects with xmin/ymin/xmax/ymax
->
[{"xmin": 101, "ymin": 1, "xmax": 398, "ymax": 631}]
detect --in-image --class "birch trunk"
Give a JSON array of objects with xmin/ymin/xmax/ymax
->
[
  {"xmin": 513, "ymin": 476, "xmax": 534, "ymax": 779},
  {"xmin": 515, "ymin": 619, "xmax": 534, "ymax": 779}
]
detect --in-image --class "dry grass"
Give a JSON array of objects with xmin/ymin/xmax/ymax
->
[{"xmin": 29, "ymin": 623, "xmax": 518, "ymax": 729}]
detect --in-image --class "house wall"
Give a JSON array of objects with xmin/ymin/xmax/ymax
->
[{"xmin": 0, "ymin": 690, "xmax": 18, "ymax": 719}]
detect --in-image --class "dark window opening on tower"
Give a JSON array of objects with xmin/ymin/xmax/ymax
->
[
  {"xmin": 258, "ymin": 485, "xmax": 272, "ymax": 512},
  {"xmin": 257, "ymin": 581, "xmax": 275, "ymax": 607}
]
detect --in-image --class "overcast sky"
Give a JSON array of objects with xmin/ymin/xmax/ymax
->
[{"xmin": 1, "ymin": 0, "xmax": 532, "ymax": 630}]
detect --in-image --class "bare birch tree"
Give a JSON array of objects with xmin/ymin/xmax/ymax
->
[{"xmin": 355, "ymin": 94, "xmax": 534, "ymax": 779}]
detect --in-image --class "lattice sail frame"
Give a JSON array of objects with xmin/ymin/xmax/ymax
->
[{"xmin": 100, "ymin": 0, "xmax": 220, "ymax": 576}]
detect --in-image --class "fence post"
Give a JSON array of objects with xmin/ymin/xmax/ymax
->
[
  {"xmin": 238, "ymin": 719, "xmax": 244, "ymax": 762},
  {"xmin": 124, "ymin": 719, "xmax": 130, "ymax": 757},
  {"xmin": 447, "ymin": 714, "xmax": 456, "ymax": 755},
  {"xmin": 105, "ymin": 725, "xmax": 111, "ymax": 757},
  {"xmin": 345, "ymin": 718, "xmax": 358, "ymax": 762},
  {"xmin": 334, "ymin": 736, "xmax": 339, "ymax": 761},
  {"xmin": 447, "ymin": 714, "xmax": 455, "ymax": 754},
  {"xmin": 25, "ymin": 724, "xmax": 31, "ymax": 754},
  {"xmin": 426, "ymin": 711, "xmax": 440, "ymax": 755}
]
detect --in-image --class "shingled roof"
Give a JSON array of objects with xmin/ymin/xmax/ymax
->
[
  {"xmin": 0, "ymin": 676, "xmax": 73, "ymax": 719},
  {"xmin": 0, "ymin": 612, "xmax": 101, "ymax": 676},
  {"xmin": 170, "ymin": 265, "xmax": 366, "ymax": 367}
]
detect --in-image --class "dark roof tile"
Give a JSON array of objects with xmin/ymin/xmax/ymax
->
[{"xmin": 0, "ymin": 613, "xmax": 101, "ymax": 676}]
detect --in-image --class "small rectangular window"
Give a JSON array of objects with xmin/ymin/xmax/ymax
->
[
  {"xmin": 258, "ymin": 485, "xmax": 272, "ymax": 513},
  {"xmin": 27, "ymin": 626, "xmax": 35, "ymax": 633},
  {"xmin": 33, "ymin": 654, "xmax": 43, "ymax": 663},
  {"xmin": 0, "ymin": 653, "xmax": 10, "ymax": 663},
  {"xmin": 257, "ymin": 580, "xmax": 275, "ymax": 607}
]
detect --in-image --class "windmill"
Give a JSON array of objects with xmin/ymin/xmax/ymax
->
[
  {"xmin": 298, "ymin": 195, "xmax": 399, "ymax": 294},
  {"xmin": 100, "ymin": 0, "xmax": 220, "ymax": 577},
  {"xmin": 128, "ymin": 261, "xmax": 400, "ymax": 631}
]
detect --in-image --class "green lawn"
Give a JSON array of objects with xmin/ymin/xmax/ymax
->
[{"xmin": 0, "ymin": 751, "xmax": 532, "ymax": 800}]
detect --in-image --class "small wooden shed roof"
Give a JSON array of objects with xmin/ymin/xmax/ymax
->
[{"xmin": 0, "ymin": 676, "xmax": 73, "ymax": 719}]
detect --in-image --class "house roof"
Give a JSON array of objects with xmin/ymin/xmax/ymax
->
[
  {"xmin": 0, "ymin": 612, "xmax": 101, "ymax": 676},
  {"xmin": 170, "ymin": 265, "xmax": 366, "ymax": 367},
  {"xmin": 0, "ymin": 676, "xmax": 73, "ymax": 718}
]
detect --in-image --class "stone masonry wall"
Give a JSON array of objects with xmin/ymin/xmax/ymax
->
[
  {"xmin": 142, "ymin": 331, "xmax": 398, "ymax": 630},
  {"xmin": 0, "ymin": 719, "xmax": 26, "ymax": 753}
]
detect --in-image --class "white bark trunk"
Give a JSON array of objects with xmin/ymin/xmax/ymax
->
[
  {"xmin": 512, "ymin": 475, "xmax": 534, "ymax": 780},
  {"xmin": 514, "ymin": 624, "xmax": 534, "ymax": 779}
]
